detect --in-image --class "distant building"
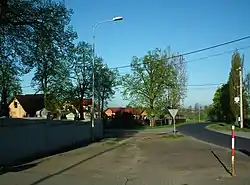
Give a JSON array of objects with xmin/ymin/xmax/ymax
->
[
  {"xmin": 9, "ymin": 94, "xmax": 45, "ymax": 118},
  {"xmin": 63, "ymin": 98, "xmax": 99, "ymax": 120},
  {"xmin": 104, "ymin": 107, "xmax": 147, "ymax": 119}
]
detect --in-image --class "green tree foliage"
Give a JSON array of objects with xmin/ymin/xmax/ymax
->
[
  {"xmin": 208, "ymin": 51, "xmax": 248, "ymax": 125},
  {"xmin": 0, "ymin": 63, "xmax": 22, "ymax": 116},
  {"xmin": 208, "ymin": 84, "xmax": 232, "ymax": 122},
  {"xmin": 69, "ymin": 41, "xmax": 93, "ymax": 120},
  {"xmin": 94, "ymin": 59, "xmax": 118, "ymax": 118},
  {"xmin": 228, "ymin": 51, "xmax": 242, "ymax": 121},
  {"xmin": 166, "ymin": 50, "xmax": 187, "ymax": 108},
  {"xmin": 121, "ymin": 48, "xmax": 187, "ymax": 126},
  {"xmin": 0, "ymin": 0, "xmax": 40, "ymax": 116},
  {"xmin": 244, "ymin": 72, "xmax": 250, "ymax": 115},
  {"xmin": 31, "ymin": 1, "xmax": 77, "ymax": 112}
]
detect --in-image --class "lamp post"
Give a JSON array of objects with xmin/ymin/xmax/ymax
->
[{"xmin": 91, "ymin": 16, "xmax": 123, "ymax": 139}]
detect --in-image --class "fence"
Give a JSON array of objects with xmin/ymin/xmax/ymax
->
[{"xmin": 0, "ymin": 118, "xmax": 103, "ymax": 166}]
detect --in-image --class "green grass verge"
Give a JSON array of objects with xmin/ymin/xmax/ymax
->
[
  {"xmin": 145, "ymin": 120, "xmax": 202, "ymax": 129},
  {"xmin": 163, "ymin": 134, "xmax": 185, "ymax": 139},
  {"xmin": 106, "ymin": 119, "xmax": 203, "ymax": 131},
  {"xmin": 102, "ymin": 138, "xmax": 120, "ymax": 145},
  {"xmin": 207, "ymin": 123, "xmax": 250, "ymax": 132}
]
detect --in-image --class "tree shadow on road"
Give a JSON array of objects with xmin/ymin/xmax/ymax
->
[
  {"xmin": 239, "ymin": 149, "xmax": 250, "ymax": 157},
  {"xmin": 28, "ymin": 141, "xmax": 127, "ymax": 185},
  {"xmin": 210, "ymin": 150, "xmax": 232, "ymax": 176}
]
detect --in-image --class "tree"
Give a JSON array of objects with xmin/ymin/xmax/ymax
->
[
  {"xmin": 228, "ymin": 51, "xmax": 248, "ymax": 126},
  {"xmin": 121, "ymin": 48, "xmax": 187, "ymax": 126},
  {"xmin": 244, "ymin": 72, "xmax": 250, "ymax": 115},
  {"xmin": 208, "ymin": 83, "xmax": 234, "ymax": 122},
  {"xmin": 0, "ymin": 0, "xmax": 41, "ymax": 26},
  {"xmin": 0, "ymin": 63, "xmax": 22, "ymax": 116},
  {"xmin": 94, "ymin": 59, "xmax": 118, "ymax": 118},
  {"xmin": 31, "ymin": 1, "xmax": 77, "ymax": 113},
  {"xmin": 69, "ymin": 41, "xmax": 93, "ymax": 120},
  {"xmin": 165, "ymin": 48, "xmax": 187, "ymax": 108},
  {"xmin": 0, "ymin": 0, "xmax": 39, "ymax": 116},
  {"xmin": 228, "ymin": 51, "xmax": 242, "ymax": 122}
]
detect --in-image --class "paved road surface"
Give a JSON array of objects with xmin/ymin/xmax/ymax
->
[
  {"xmin": 209, "ymin": 129, "xmax": 250, "ymax": 139},
  {"xmin": 1, "ymin": 132, "xmax": 250, "ymax": 185},
  {"xmin": 178, "ymin": 123, "xmax": 250, "ymax": 156}
]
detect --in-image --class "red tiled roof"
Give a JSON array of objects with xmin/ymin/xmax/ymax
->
[
  {"xmin": 105, "ymin": 107, "xmax": 145, "ymax": 115},
  {"xmin": 82, "ymin": 99, "xmax": 92, "ymax": 106},
  {"xmin": 107, "ymin": 107, "xmax": 123, "ymax": 113},
  {"xmin": 123, "ymin": 108, "xmax": 133, "ymax": 113},
  {"xmin": 69, "ymin": 98, "xmax": 96, "ymax": 106}
]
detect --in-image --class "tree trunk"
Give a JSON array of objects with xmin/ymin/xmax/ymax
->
[
  {"xmin": 97, "ymin": 94, "xmax": 101, "ymax": 119},
  {"xmin": 150, "ymin": 117, "xmax": 155, "ymax": 127},
  {"xmin": 1, "ymin": 87, "xmax": 9, "ymax": 117},
  {"xmin": 79, "ymin": 90, "xmax": 84, "ymax": 120},
  {"xmin": 149, "ymin": 99, "xmax": 155, "ymax": 126},
  {"xmin": 101, "ymin": 97, "xmax": 104, "ymax": 118}
]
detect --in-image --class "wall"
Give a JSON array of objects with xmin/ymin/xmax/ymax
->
[
  {"xmin": 0, "ymin": 118, "xmax": 103, "ymax": 166},
  {"xmin": 9, "ymin": 98, "xmax": 26, "ymax": 118}
]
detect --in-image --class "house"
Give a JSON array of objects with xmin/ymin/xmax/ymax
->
[
  {"xmin": 104, "ymin": 107, "xmax": 123, "ymax": 117},
  {"xmin": 104, "ymin": 107, "xmax": 147, "ymax": 119},
  {"xmin": 9, "ymin": 94, "xmax": 45, "ymax": 118},
  {"xmin": 63, "ymin": 98, "xmax": 99, "ymax": 120}
]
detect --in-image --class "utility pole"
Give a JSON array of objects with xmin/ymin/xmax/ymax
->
[
  {"xmin": 198, "ymin": 105, "xmax": 201, "ymax": 122},
  {"xmin": 239, "ymin": 67, "xmax": 244, "ymax": 128}
]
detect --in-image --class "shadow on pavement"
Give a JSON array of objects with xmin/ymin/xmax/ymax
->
[
  {"xmin": 0, "ymin": 162, "xmax": 39, "ymax": 176},
  {"xmin": 29, "ymin": 142, "xmax": 127, "ymax": 185},
  {"xmin": 0, "ymin": 141, "xmax": 91, "ymax": 170},
  {"xmin": 239, "ymin": 149, "xmax": 250, "ymax": 157},
  {"xmin": 210, "ymin": 150, "xmax": 232, "ymax": 176}
]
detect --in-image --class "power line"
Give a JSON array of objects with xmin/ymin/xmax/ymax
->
[
  {"xmin": 184, "ymin": 45, "xmax": 250, "ymax": 64},
  {"xmin": 110, "ymin": 36, "xmax": 250, "ymax": 70},
  {"xmin": 21, "ymin": 82, "xmax": 225, "ymax": 89},
  {"xmin": 117, "ymin": 44, "xmax": 250, "ymax": 77},
  {"xmin": 21, "ymin": 36, "xmax": 250, "ymax": 90},
  {"xmin": 187, "ymin": 83, "xmax": 224, "ymax": 87}
]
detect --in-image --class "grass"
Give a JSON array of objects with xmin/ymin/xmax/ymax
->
[
  {"xmin": 144, "ymin": 119, "xmax": 202, "ymax": 129},
  {"xmin": 163, "ymin": 134, "xmax": 185, "ymax": 139},
  {"xmin": 102, "ymin": 138, "xmax": 120, "ymax": 145},
  {"xmin": 106, "ymin": 119, "xmax": 203, "ymax": 131},
  {"xmin": 207, "ymin": 123, "xmax": 250, "ymax": 132}
]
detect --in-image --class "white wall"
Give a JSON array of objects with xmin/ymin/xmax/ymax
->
[{"xmin": 0, "ymin": 118, "xmax": 103, "ymax": 166}]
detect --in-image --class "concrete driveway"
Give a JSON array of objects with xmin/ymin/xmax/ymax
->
[{"xmin": 1, "ymin": 132, "xmax": 250, "ymax": 185}]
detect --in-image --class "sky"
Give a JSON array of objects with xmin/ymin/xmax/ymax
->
[{"xmin": 21, "ymin": 0, "xmax": 250, "ymax": 108}]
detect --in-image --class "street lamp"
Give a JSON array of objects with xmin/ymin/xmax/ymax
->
[{"xmin": 91, "ymin": 16, "xmax": 123, "ymax": 139}]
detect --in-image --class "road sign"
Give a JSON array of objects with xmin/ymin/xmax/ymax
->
[{"xmin": 168, "ymin": 109, "xmax": 178, "ymax": 118}]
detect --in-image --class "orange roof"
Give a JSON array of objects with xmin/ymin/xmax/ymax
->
[
  {"xmin": 106, "ymin": 107, "xmax": 123, "ymax": 113},
  {"xmin": 105, "ymin": 107, "xmax": 145, "ymax": 115}
]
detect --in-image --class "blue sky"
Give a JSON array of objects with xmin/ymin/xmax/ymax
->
[{"xmin": 22, "ymin": 0, "xmax": 250, "ymax": 108}]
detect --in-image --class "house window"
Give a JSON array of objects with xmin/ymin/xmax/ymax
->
[{"xmin": 14, "ymin": 101, "xmax": 18, "ymax": 108}]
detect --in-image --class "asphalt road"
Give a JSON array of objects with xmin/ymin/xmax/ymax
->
[
  {"xmin": 178, "ymin": 123, "xmax": 250, "ymax": 156},
  {"xmin": 1, "ymin": 132, "xmax": 250, "ymax": 185}
]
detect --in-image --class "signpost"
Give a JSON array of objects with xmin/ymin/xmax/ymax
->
[{"xmin": 168, "ymin": 109, "xmax": 178, "ymax": 135}]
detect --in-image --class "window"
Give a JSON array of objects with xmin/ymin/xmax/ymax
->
[{"xmin": 14, "ymin": 101, "xmax": 18, "ymax": 108}]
